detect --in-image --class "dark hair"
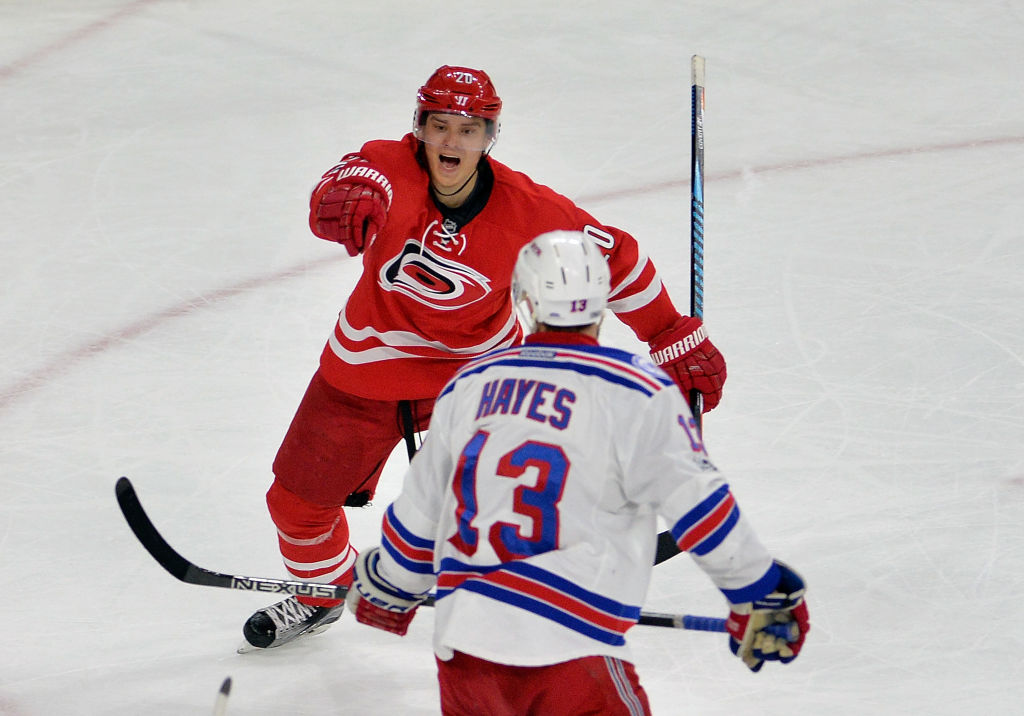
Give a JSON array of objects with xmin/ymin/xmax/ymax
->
[
  {"xmin": 418, "ymin": 111, "xmax": 498, "ymax": 137},
  {"xmin": 537, "ymin": 322, "xmax": 590, "ymax": 333}
]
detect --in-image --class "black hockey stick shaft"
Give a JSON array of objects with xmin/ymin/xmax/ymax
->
[
  {"xmin": 654, "ymin": 55, "xmax": 707, "ymax": 566},
  {"xmin": 115, "ymin": 477, "xmax": 731, "ymax": 633}
]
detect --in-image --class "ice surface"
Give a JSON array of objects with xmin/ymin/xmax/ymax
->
[{"xmin": 2, "ymin": 1, "xmax": 1023, "ymax": 714}]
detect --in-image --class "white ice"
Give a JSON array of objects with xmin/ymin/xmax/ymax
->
[{"xmin": 2, "ymin": 1, "xmax": 1023, "ymax": 714}]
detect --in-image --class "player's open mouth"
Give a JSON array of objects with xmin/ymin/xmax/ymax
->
[{"xmin": 440, "ymin": 154, "xmax": 460, "ymax": 168}]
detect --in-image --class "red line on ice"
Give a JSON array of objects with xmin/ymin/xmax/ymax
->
[
  {"xmin": 2, "ymin": 8, "xmax": 1023, "ymax": 411},
  {"xmin": 0, "ymin": 0, "xmax": 160, "ymax": 81}
]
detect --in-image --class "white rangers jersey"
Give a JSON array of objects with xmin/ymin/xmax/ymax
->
[{"xmin": 375, "ymin": 333, "xmax": 777, "ymax": 666}]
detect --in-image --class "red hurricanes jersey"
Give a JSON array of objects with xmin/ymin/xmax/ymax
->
[{"xmin": 317, "ymin": 134, "xmax": 681, "ymax": 401}]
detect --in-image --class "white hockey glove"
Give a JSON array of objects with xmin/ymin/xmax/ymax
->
[{"xmin": 345, "ymin": 547, "xmax": 428, "ymax": 637}]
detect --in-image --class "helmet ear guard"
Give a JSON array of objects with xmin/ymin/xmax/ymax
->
[{"xmin": 512, "ymin": 231, "xmax": 611, "ymax": 333}]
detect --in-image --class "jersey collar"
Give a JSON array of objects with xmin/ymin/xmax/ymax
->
[{"xmin": 525, "ymin": 332, "xmax": 600, "ymax": 348}]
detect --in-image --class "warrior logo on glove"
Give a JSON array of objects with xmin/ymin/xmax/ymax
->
[{"xmin": 648, "ymin": 315, "xmax": 727, "ymax": 412}]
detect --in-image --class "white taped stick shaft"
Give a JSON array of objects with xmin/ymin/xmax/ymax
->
[
  {"xmin": 212, "ymin": 677, "xmax": 231, "ymax": 716},
  {"xmin": 691, "ymin": 54, "xmax": 705, "ymax": 87}
]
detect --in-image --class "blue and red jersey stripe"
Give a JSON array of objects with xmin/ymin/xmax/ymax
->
[
  {"xmin": 671, "ymin": 484, "xmax": 739, "ymax": 556},
  {"xmin": 381, "ymin": 505, "xmax": 435, "ymax": 575},
  {"xmin": 435, "ymin": 558, "xmax": 641, "ymax": 646}
]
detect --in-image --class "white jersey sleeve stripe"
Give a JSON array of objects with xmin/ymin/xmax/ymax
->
[
  {"xmin": 607, "ymin": 277, "xmax": 666, "ymax": 315},
  {"xmin": 606, "ymin": 250, "xmax": 650, "ymax": 301}
]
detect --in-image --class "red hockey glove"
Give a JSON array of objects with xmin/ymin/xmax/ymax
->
[
  {"xmin": 726, "ymin": 560, "xmax": 810, "ymax": 672},
  {"xmin": 309, "ymin": 155, "xmax": 393, "ymax": 256},
  {"xmin": 648, "ymin": 315, "xmax": 726, "ymax": 412},
  {"xmin": 345, "ymin": 548, "xmax": 427, "ymax": 637}
]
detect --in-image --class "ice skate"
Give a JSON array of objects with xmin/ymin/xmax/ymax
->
[{"xmin": 241, "ymin": 596, "xmax": 344, "ymax": 650}]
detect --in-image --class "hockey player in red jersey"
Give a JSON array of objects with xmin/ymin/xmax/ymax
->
[
  {"xmin": 345, "ymin": 231, "xmax": 809, "ymax": 714},
  {"xmin": 243, "ymin": 66, "xmax": 728, "ymax": 648}
]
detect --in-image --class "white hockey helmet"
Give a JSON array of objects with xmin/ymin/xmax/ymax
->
[{"xmin": 512, "ymin": 230, "xmax": 611, "ymax": 332}]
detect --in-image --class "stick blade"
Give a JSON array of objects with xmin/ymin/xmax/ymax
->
[{"xmin": 115, "ymin": 476, "xmax": 193, "ymax": 582}]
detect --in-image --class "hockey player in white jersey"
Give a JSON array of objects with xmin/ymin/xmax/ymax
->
[{"xmin": 346, "ymin": 230, "xmax": 810, "ymax": 715}]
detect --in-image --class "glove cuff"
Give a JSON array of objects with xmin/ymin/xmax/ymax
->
[
  {"xmin": 351, "ymin": 549, "xmax": 427, "ymax": 612},
  {"xmin": 753, "ymin": 560, "xmax": 806, "ymax": 610}
]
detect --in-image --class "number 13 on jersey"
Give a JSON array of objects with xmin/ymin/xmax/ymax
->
[{"xmin": 448, "ymin": 430, "xmax": 569, "ymax": 562}]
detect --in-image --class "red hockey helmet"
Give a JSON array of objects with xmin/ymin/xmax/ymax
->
[{"xmin": 414, "ymin": 65, "xmax": 502, "ymax": 126}]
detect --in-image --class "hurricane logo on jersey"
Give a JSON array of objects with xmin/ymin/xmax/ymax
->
[{"xmin": 379, "ymin": 239, "xmax": 491, "ymax": 310}]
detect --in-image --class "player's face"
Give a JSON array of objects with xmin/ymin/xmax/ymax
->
[{"xmin": 418, "ymin": 113, "xmax": 492, "ymax": 197}]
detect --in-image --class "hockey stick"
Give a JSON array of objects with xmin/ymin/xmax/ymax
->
[
  {"xmin": 654, "ymin": 55, "xmax": 707, "ymax": 566},
  {"xmin": 211, "ymin": 677, "xmax": 231, "ymax": 716},
  {"xmin": 115, "ymin": 476, "xmax": 732, "ymax": 633},
  {"xmin": 688, "ymin": 54, "xmax": 706, "ymax": 427}
]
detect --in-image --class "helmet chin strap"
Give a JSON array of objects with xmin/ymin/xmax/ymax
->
[{"xmin": 432, "ymin": 168, "xmax": 478, "ymax": 198}]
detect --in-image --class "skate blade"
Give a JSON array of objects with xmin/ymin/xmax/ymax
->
[{"xmin": 235, "ymin": 622, "xmax": 333, "ymax": 654}]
